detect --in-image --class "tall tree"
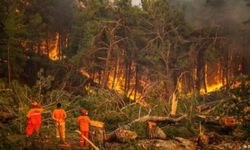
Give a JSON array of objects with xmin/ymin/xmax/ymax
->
[{"xmin": 0, "ymin": 0, "xmax": 26, "ymax": 83}]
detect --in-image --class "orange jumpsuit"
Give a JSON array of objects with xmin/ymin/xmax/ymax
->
[
  {"xmin": 52, "ymin": 109, "xmax": 67, "ymax": 141},
  {"xmin": 26, "ymin": 108, "xmax": 44, "ymax": 136},
  {"xmin": 77, "ymin": 115, "xmax": 91, "ymax": 145}
]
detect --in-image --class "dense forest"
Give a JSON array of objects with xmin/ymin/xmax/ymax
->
[{"xmin": 0, "ymin": 0, "xmax": 250, "ymax": 149}]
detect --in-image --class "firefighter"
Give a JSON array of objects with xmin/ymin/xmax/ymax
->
[
  {"xmin": 26, "ymin": 102, "xmax": 44, "ymax": 137},
  {"xmin": 52, "ymin": 103, "xmax": 67, "ymax": 144},
  {"xmin": 77, "ymin": 109, "xmax": 91, "ymax": 147}
]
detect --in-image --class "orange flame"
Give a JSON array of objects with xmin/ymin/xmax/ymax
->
[
  {"xmin": 200, "ymin": 63, "xmax": 224, "ymax": 94},
  {"xmin": 200, "ymin": 83, "xmax": 223, "ymax": 94},
  {"xmin": 49, "ymin": 32, "xmax": 60, "ymax": 60}
]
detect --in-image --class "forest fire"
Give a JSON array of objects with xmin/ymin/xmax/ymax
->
[{"xmin": 2, "ymin": 0, "xmax": 250, "ymax": 149}]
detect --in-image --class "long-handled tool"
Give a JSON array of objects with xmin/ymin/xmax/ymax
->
[{"xmin": 75, "ymin": 130, "xmax": 99, "ymax": 150}]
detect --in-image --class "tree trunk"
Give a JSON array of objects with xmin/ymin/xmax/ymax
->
[
  {"xmin": 59, "ymin": 32, "xmax": 62, "ymax": 60},
  {"xmin": 102, "ymin": 43, "xmax": 113, "ymax": 88},
  {"xmin": 46, "ymin": 32, "xmax": 50, "ymax": 57},
  {"xmin": 224, "ymin": 52, "xmax": 230, "ymax": 90},
  {"xmin": 7, "ymin": 42, "xmax": 11, "ymax": 84},
  {"xmin": 124, "ymin": 60, "xmax": 132, "ymax": 95},
  {"xmin": 196, "ymin": 49, "xmax": 205, "ymax": 94},
  {"xmin": 60, "ymin": 32, "xmax": 65, "ymax": 60},
  {"xmin": 203, "ymin": 64, "xmax": 207, "ymax": 93},
  {"xmin": 38, "ymin": 41, "xmax": 41, "ymax": 55},
  {"xmin": 124, "ymin": 62, "xmax": 128, "ymax": 92},
  {"xmin": 170, "ymin": 93, "xmax": 177, "ymax": 116},
  {"xmin": 126, "ymin": 61, "xmax": 132, "ymax": 93},
  {"xmin": 112, "ymin": 58, "xmax": 119, "ymax": 89},
  {"xmin": 98, "ymin": 70, "xmax": 102, "ymax": 84},
  {"xmin": 134, "ymin": 64, "xmax": 139, "ymax": 101}
]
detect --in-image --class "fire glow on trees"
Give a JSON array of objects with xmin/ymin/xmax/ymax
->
[
  {"xmin": 80, "ymin": 54, "xmax": 243, "ymax": 104},
  {"xmin": 42, "ymin": 0, "xmax": 246, "ymax": 101},
  {"xmin": 26, "ymin": 32, "xmax": 61, "ymax": 60},
  {"xmin": 81, "ymin": 65, "xmax": 148, "ymax": 107}
]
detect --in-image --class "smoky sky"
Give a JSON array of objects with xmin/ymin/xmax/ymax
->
[
  {"xmin": 169, "ymin": 0, "xmax": 250, "ymax": 30},
  {"xmin": 132, "ymin": 0, "xmax": 141, "ymax": 6}
]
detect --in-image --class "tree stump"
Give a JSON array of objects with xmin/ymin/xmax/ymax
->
[
  {"xmin": 147, "ymin": 121, "xmax": 166, "ymax": 139},
  {"xmin": 197, "ymin": 133, "xmax": 209, "ymax": 147}
]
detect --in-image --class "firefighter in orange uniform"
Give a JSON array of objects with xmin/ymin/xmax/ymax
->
[
  {"xmin": 26, "ymin": 102, "xmax": 44, "ymax": 136},
  {"xmin": 52, "ymin": 103, "xmax": 67, "ymax": 144},
  {"xmin": 77, "ymin": 109, "xmax": 91, "ymax": 146}
]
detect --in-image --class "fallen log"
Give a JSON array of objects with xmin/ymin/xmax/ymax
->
[
  {"xmin": 106, "ymin": 128, "xmax": 137, "ymax": 142},
  {"xmin": 197, "ymin": 115, "xmax": 237, "ymax": 135},
  {"xmin": 129, "ymin": 114, "xmax": 188, "ymax": 125},
  {"xmin": 195, "ymin": 99, "xmax": 228, "ymax": 113},
  {"xmin": 106, "ymin": 115, "xmax": 187, "ymax": 141},
  {"xmin": 196, "ymin": 115, "xmax": 236, "ymax": 127},
  {"xmin": 136, "ymin": 138, "xmax": 196, "ymax": 150},
  {"xmin": 175, "ymin": 137, "xmax": 196, "ymax": 150},
  {"xmin": 196, "ymin": 115, "xmax": 220, "ymax": 125}
]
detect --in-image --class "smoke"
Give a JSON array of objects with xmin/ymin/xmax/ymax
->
[{"xmin": 170, "ymin": 0, "xmax": 250, "ymax": 30}]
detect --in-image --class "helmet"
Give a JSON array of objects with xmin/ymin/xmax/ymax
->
[
  {"xmin": 81, "ymin": 109, "xmax": 88, "ymax": 115},
  {"xmin": 31, "ymin": 102, "xmax": 38, "ymax": 107}
]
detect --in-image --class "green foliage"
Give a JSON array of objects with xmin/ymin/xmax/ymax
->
[
  {"xmin": 0, "ymin": 79, "xmax": 30, "ymax": 149},
  {"xmin": 178, "ymin": 95, "xmax": 199, "ymax": 116},
  {"xmin": 163, "ymin": 125, "xmax": 196, "ymax": 138},
  {"xmin": 33, "ymin": 68, "xmax": 54, "ymax": 99},
  {"xmin": 81, "ymin": 90, "xmax": 130, "ymax": 131},
  {"xmin": 242, "ymin": 121, "xmax": 250, "ymax": 139}
]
